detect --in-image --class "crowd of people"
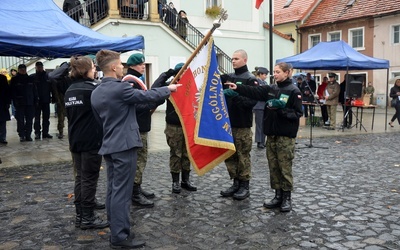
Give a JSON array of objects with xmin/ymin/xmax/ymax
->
[
  {"xmin": 63, "ymin": 0, "xmax": 109, "ymax": 25},
  {"xmin": 0, "ymin": 49, "xmax": 300, "ymax": 247},
  {"xmin": 0, "ymin": 45, "xmax": 392, "ymax": 248},
  {"xmin": 291, "ymin": 72, "xmax": 379, "ymax": 130}
]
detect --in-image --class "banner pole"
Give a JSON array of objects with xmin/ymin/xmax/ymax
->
[{"xmin": 170, "ymin": 9, "xmax": 228, "ymax": 85}]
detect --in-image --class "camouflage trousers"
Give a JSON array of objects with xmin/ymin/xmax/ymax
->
[
  {"xmin": 56, "ymin": 93, "xmax": 65, "ymax": 135},
  {"xmin": 164, "ymin": 124, "xmax": 190, "ymax": 173},
  {"xmin": 266, "ymin": 135, "xmax": 295, "ymax": 191},
  {"xmin": 224, "ymin": 127, "xmax": 252, "ymax": 181},
  {"xmin": 327, "ymin": 104, "xmax": 337, "ymax": 129},
  {"xmin": 134, "ymin": 132, "xmax": 148, "ymax": 184}
]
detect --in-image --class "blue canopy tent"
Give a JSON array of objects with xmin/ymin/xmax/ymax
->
[
  {"xmin": 0, "ymin": 0, "xmax": 144, "ymax": 58},
  {"xmin": 276, "ymin": 40, "xmax": 389, "ymax": 70},
  {"xmin": 276, "ymin": 40, "xmax": 390, "ymax": 130}
]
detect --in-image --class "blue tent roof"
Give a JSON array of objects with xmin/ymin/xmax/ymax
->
[
  {"xmin": 276, "ymin": 41, "xmax": 389, "ymax": 70},
  {"xmin": 0, "ymin": 0, "xmax": 144, "ymax": 58}
]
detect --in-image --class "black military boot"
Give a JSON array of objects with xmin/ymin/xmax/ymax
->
[
  {"xmin": 233, "ymin": 180, "xmax": 250, "ymax": 200},
  {"xmin": 181, "ymin": 170, "xmax": 197, "ymax": 191},
  {"xmin": 220, "ymin": 179, "xmax": 240, "ymax": 197},
  {"xmin": 131, "ymin": 184, "xmax": 154, "ymax": 208},
  {"xmin": 263, "ymin": 189, "xmax": 283, "ymax": 209},
  {"xmin": 280, "ymin": 191, "xmax": 292, "ymax": 212},
  {"xmin": 80, "ymin": 207, "xmax": 109, "ymax": 230},
  {"xmin": 171, "ymin": 173, "xmax": 181, "ymax": 193},
  {"xmin": 75, "ymin": 204, "xmax": 82, "ymax": 228},
  {"xmin": 139, "ymin": 185, "xmax": 155, "ymax": 199},
  {"xmin": 94, "ymin": 197, "xmax": 105, "ymax": 210}
]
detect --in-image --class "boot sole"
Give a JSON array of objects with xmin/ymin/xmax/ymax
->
[
  {"xmin": 220, "ymin": 192, "xmax": 235, "ymax": 197},
  {"xmin": 233, "ymin": 194, "xmax": 250, "ymax": 200},
  {"xmin": 263, "ymin": 203, "xmax": 282, "ymax": 209},
  {"xmin": 131, "ymin": 201, "xmax": 154, "ymax": 208},
  {"xmin": 110, "ymin": 242, "xmax": 146, "ymax": 249},
  {"xmin": 142, "ymin": 194, "xmax": 155, "ymax": 199},
  {"xmin": 80, "ymin": 224, "xmax": 109, "ymax": 230},
  {"xmin": 181, "ymin": 184, "xmax": 197, "ymax": 191}
]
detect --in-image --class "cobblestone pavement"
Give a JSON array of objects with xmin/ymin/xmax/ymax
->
[{"xmin": 1, "ymin": 132, "xmax": 400, "ymax": 249}]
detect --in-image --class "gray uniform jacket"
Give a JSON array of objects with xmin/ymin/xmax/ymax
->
[{"xmin": 91, "ymin": 77, "xmax": 171, "ymax": 155}]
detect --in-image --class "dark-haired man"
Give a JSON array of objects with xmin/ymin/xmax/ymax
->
[{"xmin": 10, "ymin": 64, "xmax": 38, "ymax": 142}]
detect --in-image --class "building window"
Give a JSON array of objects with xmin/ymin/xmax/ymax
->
[
  {"xmin": 206, "ymin": 0, "xmax": 221, "ymax": 8},
  {"xmin": 349, "ymin": 27, "xmax": 364, "ymax": 49},
  {"xmin": 308, "ymin": 34, "xmax": 321, "ymax": 48},
  {"xmin": 347, "ymin": 0, "xmax": 356, "ymax": 6},
  {"xmin": 393, "ymin": 25, "xmax": 400, "ymax": 44},
  {"xmin": 328, "ymin": 31, "xmax": 341, "ymax": 42},
  {"xmin": 393, "ymin": 72, "xmax": 400, "ymax": 78},
  {"xmin": 284, "ymin": 0, "xmax": 293, "ymax": 8}
]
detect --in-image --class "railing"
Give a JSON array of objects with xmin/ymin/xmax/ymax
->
[
  {"xmin": 66, "ymin": 1, "xmax": 232, "ymax": 73},
  {"xmin": 0, "ymin": 57, "xmax": 38, "ymax": 71},
  {"xmin": 66, "ymin": 0, "xmax": 110, "ymax": 27},
  {"xmin": 161, "ymin": 4, "xmax": 233, "ymax": 74}
]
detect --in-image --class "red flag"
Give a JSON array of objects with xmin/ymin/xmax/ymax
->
[
  {"xmin": 170, "ymin": 40, "xmax": 235, "ymax": 176},
  {"xmin": 255, "ymin": 0, "xmax": 263, "ymax": 9}
]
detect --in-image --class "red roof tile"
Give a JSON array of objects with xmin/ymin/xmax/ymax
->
[
  {"xmin": 302, "ymin": 0, "xmax": 400, "ymax": 27},
  {"xmin": 274, "ymin": 0, "xmax": 319, "ymax": 25}
]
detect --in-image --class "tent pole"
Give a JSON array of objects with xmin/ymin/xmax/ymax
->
[
  {"xmin": 385, "ymin": 68, "xmax": 389, "ymax": 131},
  {"xmin": 269, "ymin": 0, "xmax": 274, "ymax": 84}
]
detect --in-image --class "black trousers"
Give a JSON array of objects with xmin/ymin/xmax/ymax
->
[
  {"xmin": 303, "ymin": 104, "xmax": 315, "ymax": 117},
  {"xmin": 72, "ymin": 150, "xmax": 102, "ymax": 209},
  {"xmin": 342, "ymin": 105, "xmax": 353, "ymax": 127},
  {"xmin": 34, "ymin": 102, "xmax": 50, "ymax": 135},
  {"xmin": 15, "ymin": 105, "xmax": 34, "ymax": 138},
  {"xmin": 320, "ymin": 105, "xmax": 328, "ymax": 122}
]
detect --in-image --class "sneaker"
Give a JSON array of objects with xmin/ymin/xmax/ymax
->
[
  {"xmin": 43, "ymin": 134, "xmax": 53, "ymax": 139},
  {"xmin": 25, "ymin": 137, "xmax": 33, "ymax": 141},
  {"xmin": 0, "ymin": 139, "xmax": 7, "ymax": 144},
  {"xmin": 57, "ymin": 133, "xmax": 64, "ymax": 139}
]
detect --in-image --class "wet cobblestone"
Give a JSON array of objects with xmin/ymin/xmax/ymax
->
[{"xmin": 0, "ymin": 133, "xmax": 400, "ymax": 249}]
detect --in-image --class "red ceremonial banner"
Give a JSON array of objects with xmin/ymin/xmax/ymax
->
[{"xmin": 169, "ymin": 40, "xmax": 235, "ymax": 176}]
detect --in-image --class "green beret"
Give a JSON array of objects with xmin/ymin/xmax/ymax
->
[
  {"xmin": 127, "ymin": 53, "xmax": 145, "ymax": 66},
  {"xmin": 174, "ymin": 63, "xmax": 184, "ymax": 71}
]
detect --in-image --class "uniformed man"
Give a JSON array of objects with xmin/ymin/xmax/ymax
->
[
  {"xmin": 31, "ymin": 61, "xmax": 54, "ymax": 140},
  {"xmin": 124, "ymin": 53, "xmax": 159, "ymax": 207},
  {"xmin": 253, "ymin": 66, "xmax": 269, "ymax": 149},
  {"xmin": 152, "ymin": 62, "xmax": 198, "ymax": 194},
  {"xmin": 324, "ymin": 73, "xmax": 340, "ymax": 130},
  {"xmin": 220, "ymin": 49, "xmax": 258, "ymax": 200}
]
